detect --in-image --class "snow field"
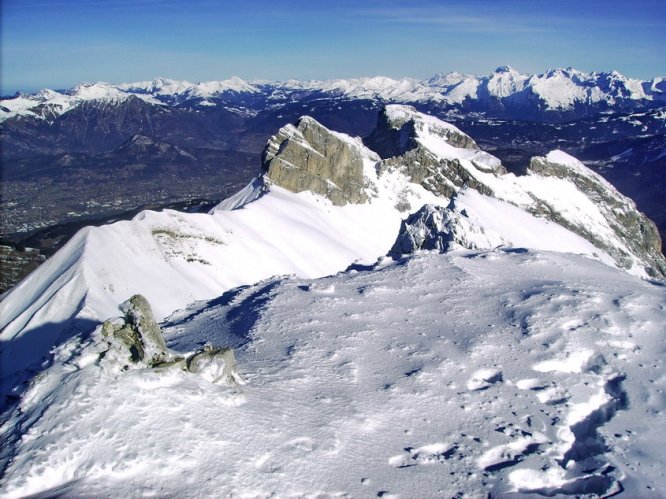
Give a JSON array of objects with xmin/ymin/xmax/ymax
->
[{"xmin": 2, "ymin": 249, "xmax": 664, "ymax": 496}]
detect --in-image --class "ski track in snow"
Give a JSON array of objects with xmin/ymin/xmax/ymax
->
[{"xmin": 1, "ymin": 249, "xmax": 665, "ymax": 497}]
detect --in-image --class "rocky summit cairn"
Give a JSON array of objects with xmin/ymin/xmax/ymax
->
[{"xmin": 262, "ymin": 116, "xmax": 371, "ymax": 206}]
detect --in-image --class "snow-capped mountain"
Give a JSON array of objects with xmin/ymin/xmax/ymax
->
[
  {"xmin": 2, "ymin": 67, "xmax": 664, "ymax": 123},
  {"xmin": 2, "ymin": 104, "xmax": 663, "ymax": 395},
  {"xmin": 1, "ymin": 105, "xmax": 665, "ymax": 496}
]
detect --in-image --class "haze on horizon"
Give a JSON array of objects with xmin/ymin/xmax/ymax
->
[{"xmin": 2, "ymin": 0, "xmax": 665, "ymax": 94}]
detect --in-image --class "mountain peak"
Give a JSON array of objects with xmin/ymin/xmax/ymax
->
[
  {"xmin": 261, "ymin": 116, "xmax": 371, "ymax": 206},
  {"xmin": 365, "ymin": 104, "xmax": 478, "ymax": 159},
  {"xmin": 2, "ymin": 67, "xmax": 665, "ymax": 125},
  {"xmin": 494, "ymin": 65, "xmax": 518, "ymax": 74}
]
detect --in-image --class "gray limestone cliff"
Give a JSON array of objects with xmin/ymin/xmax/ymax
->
[{"xmin": 262, "ymin": 116, "xmax": 371, "ymax": 206}]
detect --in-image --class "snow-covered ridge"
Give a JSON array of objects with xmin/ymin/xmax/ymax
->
[
  {"xmin": 2, "ymin": 105, "xmax": 664, "ymax": 402},
  {"xmin": 0, "ymin": 82, "xmax": 163, "ymax": 121},
  {"xmin": 3, "ymin": 67, "xmax": 664, "ymax": 122},
  {"xmin": 117, "ymin": 76, "xmax": 260, "ymax": 99}
]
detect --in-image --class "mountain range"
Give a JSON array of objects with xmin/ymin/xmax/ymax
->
[
  {"xmin": 1, "ymin": 104, "xmax": 665, "ymax": 496},
  {"xmin": 1, "ymin": 67, "xmax": 665, "ymax": 293},
  {"xmin": 3, "ymin": 66, "xmax": 665, "ymax": 123}
]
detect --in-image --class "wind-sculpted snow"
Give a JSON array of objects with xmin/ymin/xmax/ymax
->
[
  {"xmin": 1, "ymin": 250, "xmax": 664, "ymax": 496},
  {"xmin": 0, "ymin": 182, "xmax": 439, "ymax": 397}
]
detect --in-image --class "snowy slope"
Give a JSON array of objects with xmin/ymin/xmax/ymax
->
[
  {"xmin": 2, "ymin": 249, "xmax": 665, "ymax": 496},
  {"xmin": 0, "ymin": 150, "xmax": 445, "ymax": 393},
  {"xmin": 3, "ymin": 107, "xmax": 661, "ymax": 402},
  {"xmin": 117, "ymin": 76, "xmax": 259, "ymax": 101},
  {"xmin": 0, "ymin": 82, "xmax": 163, "ymax": 121},
  {"xmin": 378, "ymin": 105, "xmax": 664, "ymax": 278}
]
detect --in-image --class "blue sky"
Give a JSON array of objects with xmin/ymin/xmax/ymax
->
[{"xmin": 2, "ymin": 0, "xmax": 665, "ymax": 93}]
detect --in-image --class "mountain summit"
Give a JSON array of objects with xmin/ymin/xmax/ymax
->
[
  {"xmin": 2, "ymin": 105, "xmax": 664, "ymax": 395},
  {"xmin": 1, "ymin": 105, "xmax": 665, "ymax": 496}
]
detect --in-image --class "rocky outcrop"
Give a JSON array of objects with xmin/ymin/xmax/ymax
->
[
  {"xmin": 365, "ymin": 104, "xmax": 479, "ymax": 158},
  {"xmin": 367, "ymin": 105, "xmax": 505, "ymax": 204},
  {"xmin": 363, "ymin": 107, "xmax": 665, "ymax": 277},
  {"xmin": 527, "ymin": 152, "xmax": 666, "ymax": 278},
  {"xmin": 262, "ymin": 116, "xmax": 371, "ymax": 205},
  {"xmin": 101, "ymin": 294, "xmax": 169, "ymax": 366},
  {"xmin": 389, "ymin": 201, "xmax": 506, "ymax": 257},
  {"xmin": 380, "ymin": 149, "xmax": 496, "ymax": 202},
  {"xmin": 100, "ymin": 294, "xmax": 242, "ymax": 383}
]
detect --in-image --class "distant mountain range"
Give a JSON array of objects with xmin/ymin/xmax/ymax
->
[{"xmin": 3, "ymin": 66, "xmax": 665, "ymax": 122}]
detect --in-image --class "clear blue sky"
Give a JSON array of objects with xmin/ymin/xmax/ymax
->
[{"xmin": 2, "ymin": 0, "xmax": 665, "ymax": 94}]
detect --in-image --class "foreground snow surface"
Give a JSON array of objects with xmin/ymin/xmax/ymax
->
[{"xmin": 2, "ymin": 250, "xmax": 665, "ymax": 497}]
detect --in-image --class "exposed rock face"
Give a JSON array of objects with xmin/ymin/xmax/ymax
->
[
  {"xmin": 368, "ymin": 105, "xmax": 506, "ymax": 204},
  {"xmin": 365, "ymin": 106, "xmax": 666, "ymax": 278},
  {"xmin": 389, "ymin": 201, "xmax": 506, "ymax": 257},
  {"xmin": 390, "ymin": 204, "xmax": 454, "ymax": 255},
  {"xmin": 380, "ymin": 148, "xmax": 496, "ymax": 201},
  {"xmin": 365, "ymin": 104, "xmax": 479, "ymax": 158},
  {"xmin": 102, "ymin": 294, "xmax": 169, "ymax": 366},
  {"xmin": 365, "ymin": 105, "xmax": 666, "ymax": 277},
  {"xmin": 262, "ymin": 116, "xmax": 371, "ymax": 205},
  {"xmin": 527, "ymin": 152, "xmax": 666, "ymax": 278}
]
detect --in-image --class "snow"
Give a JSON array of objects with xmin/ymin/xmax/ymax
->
[
  {"xmin": 3, "ymin": 67, "xmax": 664, "ymax": 122},
  {"xmin": 486, "ymin": 65, "xmax": 529, "ymax": 98},
  {"xmin": 530, "ymin": 72, "xmax": 587, "ymax": 109},
  {"xmin": 70, "ymin": 82, "xmax": 126, "ymax": 101},
  {"xmin": 0, "ymin": 83, "xmax": 161, "ymax": 122},
  {"xmin": 0, "ymin": 158, "xmax": 439, "ymax": 388},
  {"xmin": 1, "ymin": 108, "xmax": 655, "ymax": 395},
  {"xmin": 2, "ymin": 249, "xmax": 664, "ymax": 496},
  {"xmin": 385, "ymin": 103, "xmax": 460, "ymax": 134},
  {"xmin": 400, "ymin": 112, "xmax": 645, "ymax": 275},
  {"xmin": 1, "ymin": 100, "xmax": 665, "ymax": 496},
  {"xmin": 452, "ymin": 189, "xmax": 617, "ymax": 266},
  {"xmin": 544, "ymin": 150, "xmax": 612, "ymax": 187}
]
